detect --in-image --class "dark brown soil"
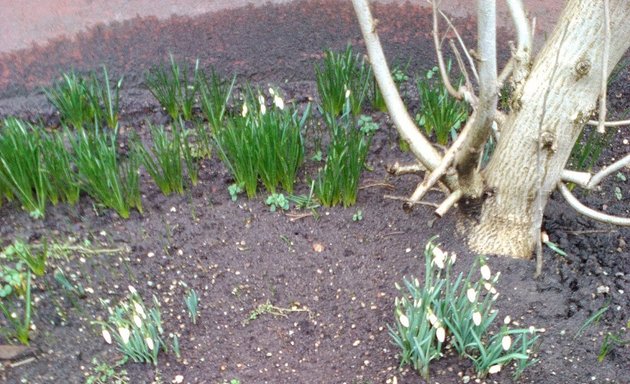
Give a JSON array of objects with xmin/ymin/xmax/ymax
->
[{"xmin": 0, "ymin": 2, "xmax": 629, "ymax": 384}]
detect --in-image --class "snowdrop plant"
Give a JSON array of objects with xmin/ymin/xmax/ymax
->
[
  {"xmin": 390, "ymin": 238, "xmax": 540, "ymax": 380},
  {"xmin": 94, "ymin": 286, "xmax": 167, "ymax": 365}
]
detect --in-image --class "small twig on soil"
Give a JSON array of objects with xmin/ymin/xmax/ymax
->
[
  {"xmin": 287, "ymin": 212, "xmax": 314, "ymax": 221},
  {"xmin": 359, "ymin": 181, "xmax": 395, "ymax": 190},
  {"xmin": 379, "ymin": 231, "xmax": 407, "ymax": 238}
]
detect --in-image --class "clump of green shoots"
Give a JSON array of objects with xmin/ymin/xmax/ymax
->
[
  {"xmin": 214, "ymin": 88, "xmax": 310, "ymax": 197},
  {"xmin": 0, "ymin": 118, "xmax": 48, "ymax": 218},
  {"xmin": 390, "ymin": 238, "xmax": 540, "ymax": 380},
  {"xmin": 315, "ymin": 45, "xmax": 371, "ymax": 117},
  {"xmin": 145, "ymin": 55, "xmax": 198, "ymax": 121},
  {"xmin": 134, "ymin": 123, "xmax": 186, "ymax": 196},
  {"xmin": 45, "ymin": 66, "xmax": 123, "ymax": 129},
  {"xmin": 0, "ymin": 240, "xmax": 48, "ymax": 345},
  {"xmin": 185, "ymin": 289, "xmax": 199, "ymax": 325},
  {"xmin": 197, "ymin": 68, "xmax": 236, "ymax": 132},
  {"xmin": 415, "ymin": 66, "xmax": 468, "ymax": 145},
  {"xmin": 94, "ymin": 286, "xmax": 168, "ymax": 365},
  {"xmin": 314, "ymin": 100, "xmax": 373, "ymax": 207},
  {"xmin": 371, "ymin": 65, "xmax": 409, "ymax": 112},
  {"xmin": 70, "ymin": 125, "xmax": 142, "ymax": 218},
  {"xmin": 40, "ymin": 129, "xmax": 80, "ymax": 205}
]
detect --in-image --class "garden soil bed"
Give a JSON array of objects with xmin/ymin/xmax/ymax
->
[{"xmin": 0, "ymin": 1, "xmax": 629, "ymax": 384}]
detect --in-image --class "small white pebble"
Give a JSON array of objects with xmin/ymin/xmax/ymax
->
[{"xmin": 173, "ymin": 375, "xmax": 184, "ymax": 383}]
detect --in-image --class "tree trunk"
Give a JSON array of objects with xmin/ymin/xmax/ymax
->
[{"xmin": 468, "ymin": 0, "xmax": 630, "ymax": 258}]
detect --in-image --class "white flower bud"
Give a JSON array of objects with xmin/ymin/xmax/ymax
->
[
  {"xmin": 268, "ymin": 87, "xmax": 275, "ymax": 96},
  {"xmin": 467, "ymin": 288, "xmax": 477, "ymax": 303},
  {"xmin": 273, "ymin": 95, "xmax": 285, "ymax": 110},
  {"xmin": 128, "ymin": 285, "xmax": 137, "ymax": 294},
  {"xmin": 472, "ymin": 311, "xmax": 482, "ymax": 326},
  {"xmin": 145, "ymin": 336, "xmax": 154, "ymax": 351},
  {"xmin": 504, "ymin": 316, "xmax": 511, "ymax": 325},
  {"xmin": 502, "ymin": 335, "xmax": 512, "ymax": 351},
  {"xmin": 118, "ymin": 327, "xmax": 130, "ymax": 344},
  {"xmin": 241, "ymin": 103, "xmax": 248, "ymax": 117},
  {"xmin": 399, "ymin": 314, "xmax": 410, "ymax": 328},
  {"xmin": 133, "ymin": 314, "xmax": 143, "ymax": 328},
  {"xmin": 102, "ymin": 329, "xmax": 112, "ymax": 344},
  {"xmin": 134, "ymin": 302, "xmax": 146, "ymax": 319},
  {"xmin": 480, "ymin": 265, "xmax": 491, "ymax": 280},
  {"xmin": 260, "ymin": 103, "xmax": 266, "ymax": 115},
  {"xmin": 436, "ymin": 327, "xmax": 446, "ymax": 343}
]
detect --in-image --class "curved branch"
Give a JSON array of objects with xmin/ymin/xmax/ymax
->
[
  {"xmin": 587, "ymin": 118, "xmax": 630, "ymax": 127},
  {"xmin": 561, "ymin": 153, "xmax": 630, "ymax": 189},
  {"xmin": 431, "ymin": 0, "xmax": 464, "ymax": 100},
  {"xmin": 558, "ymin": 182, "xmax": 630, "ymax": 226},
  {"xmin": 351, "ymin": 0, "xmax": 448, "ymax": 178}
]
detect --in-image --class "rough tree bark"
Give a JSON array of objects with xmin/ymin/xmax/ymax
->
[{"xmin": 468, "ymin": 0, "xmax": 630, "ymax": 257}]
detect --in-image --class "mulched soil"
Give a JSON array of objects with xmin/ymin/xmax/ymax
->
[{"xmin": 0, "ymin": 2, "xmax": 629, "ymax": 384}]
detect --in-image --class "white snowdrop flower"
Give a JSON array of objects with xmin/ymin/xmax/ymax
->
[
  {"xmin": 472, "ymin": 311, "xmax": 482, "ymax": 326},
  {"xmin": 145, "ymin": 336, "xmax": 154, "ymax": 351},
  {"xmin": 118, "ymin": 327, "xmax": 131, "ymax": 344},
  {"xmin": 488, "ymin": 364, "xmax": 502, "ymax": 374},
  {"xmin": 174, "ymin": 375, "xmax": 184, "ymax": 384},
  {"xmin": 241, "ymin": 103, "xmax": 248, "ymax": 117},
  {"xmin": 484, "ymin": 282, "xmax": 493, "ymax": 291},
  {"xmin": 102, "ymin": 329, "xmax": 112, "ymax": 344},
  {"xmin": 504, "ymin": 316, "xmax": 511, "ymax": 325},
  {"xmin": 345, "ymin": 88, "xmax": 351, "ymax": 99},
  {"xmin": 480, "ymin": 265, "xmax": 491, "ymax": 280},
  {"xmin": 490, "ymin": 286, "xmax": 498, "ymax": 295},
  {"xmin": 541, "ymin": 231, "xmax": 549, "ymax": 243},
  {"xmin": 258, "ymin": 94, "xmax": 265, "ymax": 105},
  {"xmin": 128, "ymin": 285, "xmax": 137, "ymax": 294},
  {"xmin": 467, "ymin": 288, "xmax": 477, "ymax": 303},
  {"xmin": 449, "ymin": 253, "xmax": 457, "ymax": 265},
  {"xmin": 414, "ymin": 278, "xmax": 420, "ymax": 288},
  {"xmin": 529, "ymin": 326, "xmax": 536, "ymax": 334},
  {"xmin": 134, "ymin": 302, "xmax": 147, "ymax": 319},
  {"xmin": 399, "ymin": 314, "xmax": 410, "ymax": 328},
  {"xmin": 492, "ymin": 292, "xmax": 500, "ymax": 301},
  {"xmin": 260, "ymin": 103, "xmax": 267, "ymax": 115},
  {"xmin": 427, "ymin": 310, "xmax": 438, "ymax": 326},
  {"xmin": 502, "ymin": 335, "xmax": 512, "ymax": 351},
  {"xmin": 436, "ymin": 327, "xmax": 446, "ymax": 343},
  {"xmin": 432, "ymin": 247, "xmax": 446, "ymax": 269},
  {"xmin": 273, "ymin": 95, "xmax": 285, "ymax": 110},
  {"xmin": 133, "ymin": 314, "xmax": 143, "ymax": 328},
  {"xmin": 413, "ymin": 299, "xmax": 422, "ymax": 308},
  {"xmin": 268, "ymin": 87, "xmax": 275, "ymax": 96}
]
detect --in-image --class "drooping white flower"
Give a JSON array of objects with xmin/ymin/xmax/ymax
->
[
  {"xmin": 134, "ymin": 302, "xmax": 147, "ymax": 319},
  {"xmin": 426, "ymin": 309, "xmax": 438, "ymax": 326},
  {"xmin": 399, "ymin": 314, "xmax": 410, "ymax": 328},
  {"xmin": 436, "ymin": 327, "xmax": 446, "ymax": 343},
  {"xmin": 268, "ymin": 87, "xmax": 275, "ymax": 96},
  {"xmin": 467, "ymin": 288, "xmax": 477, "ymax": 303},
  {"xmin": 484, "ymin": 282, "xmax": 493, "ymax": 291},
  {"xmin": 488, "ymin": 364, "xmax": 502, "ymax": 374},
  {"xmin": 432, "ymin": 247, "xmax": 446, "ymax": 269},
  {"xmin": 260, "ymin": 103, "xmax": 267, "ymax": 115},
  {"xmin": 102, "ymin": 329, "xmax": 112, "ymax": 344},
  {"xmin": 472, "ymin": 311, "xmax": 482, "ymax": 326},
  {"xmin": 241, "ymin": 103, "xmax": 248, "ymax": 117},
  {"xmin": 145, "ymin": 336, "xmax": 154, "ymax": 351},
  {"xmin": 133, "ymin": 314, "xmax": 143, "ymax": 328},
  {"xmin": 118, "ymin": 327, "xmax": 131, "ymax": 344},
  {"xmin": 128, "ymin": 285, "xmax": 137, "ymax": 294},
  {"xmin": 273, "ymin": 95, "xmax": 285, "ymax": 110},
  {"xmin": 502, "ymin": 335, "xmax": 512, "ymax": 351},
  {"xmin": 344, "ymin": 88, "xmax": 351, "ymax": 99},
  {"xmin": 480, "ymin": 265, "xmax": 491, "ymax": 280},
  {"xmin": 449, "ymin": 253, "xmax": 457, "ymax": 265},
  {"xmin": 504, "ymin": 316, "xmax": 511, "ymax": 325}
]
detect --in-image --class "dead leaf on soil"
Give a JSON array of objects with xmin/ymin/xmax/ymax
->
[{"xmin": 0, "ymin": 345, "xmax": 35, "ymax": 360}]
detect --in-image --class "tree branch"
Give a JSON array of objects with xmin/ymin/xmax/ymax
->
[
  {"xmin": 596, "ymin": 0, "xmax": 611, "ymax": 134},
  {"xmin": 453, "ymin": 0, "xmax": 498, "ymax": 197},
  {"xmin": 352, "ymin": 0, "xmax": 449, "ymax": 180},
  {"xmin": 561, "ymin": 153, "xmax": 630, "ymax": 189},
  {"xmin": 587, "ymin": 118, "xmax": 630, "ymax": 127},
  {"xmin": 558, "ymin": 182, "xmax": 630, "ymax": 226},
  {"xmin": 431, "ymin": 0, "xmax": 464, "ymax": 100},
  {"xmin": 439, "ymin": 9, "xmax": 480, "ymax": 84}
]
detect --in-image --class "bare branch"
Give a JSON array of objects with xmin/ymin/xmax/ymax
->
[
  {"xmin": 449, "ymin": 39, "xmax": 475, "ymax": 100},
  {"xmin": 431, "ymin": 0, "xmax": 464, "ymax": 100},
  {"xmin": 561, "ymin": 153, "xmax": 630, "ymax": 189},
  {"xmin": 505, "ymin": 0, "xmax": 532, "ymax": 57},
  {"xmin": 387, "ymin": 162, "xmax": 425, "ymax": 176},
  {"xmin": 558, "ymin": 182, "xmax": 630, "ymax": 226},
  {"xmin": 597, "ymin": 0, "xmax": 611, "ymax": 134},
  {"xmin": 352, "ymin": 0, "xmax": 450, "ymax": 181},
  {"xmin": 439, "ymin": 9, "xmax": 480, "ymax": 83},
  {"xmin": 587, "ymin": 118, "xmax": 630, "ymax": 127},
  {"xmin": 453, "ymin": 0, "xmax": 498, "ymax": 197},
  {"xmin": 435, "ymin": 189, "xmax": 463, "ymax": 217}
]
